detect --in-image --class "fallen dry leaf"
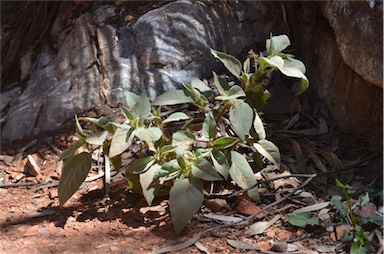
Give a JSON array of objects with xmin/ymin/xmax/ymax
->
[{"xmin": 245, "ymin": 214, "xmax": 282, "ymax": 236}]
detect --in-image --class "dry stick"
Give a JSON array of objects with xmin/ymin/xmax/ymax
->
[{"xmin": 152, "ymin": 174, "xmax": 317, "ymax": 254}]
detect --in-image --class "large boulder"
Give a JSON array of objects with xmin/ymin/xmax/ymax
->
[{"xmin": 1, "ymin": 0, "xmax": 286, "ymax": 141}]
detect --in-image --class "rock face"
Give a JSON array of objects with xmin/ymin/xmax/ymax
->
[
  {"xmin": 1, "ymin": 1, "xmax": 286, "ymax": 141},
  {"xmin": 283, "ymin": 1, "xmax": 382, "ymax": 147},
  {"xmin": 0, "ymin": 0, "xmax": 382, "ymax": 147}
]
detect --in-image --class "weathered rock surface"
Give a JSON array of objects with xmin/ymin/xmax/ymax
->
[
  {"xmin": 1, "ymin": 0, "xmax": 286, "ymax": 141},
  {"xmin": 319, "ymin": 1, "xmax": 383, "ymax": 87},
  {"xmin": 0, "ymin": 0, "xmax": 382, "ymax": 147},
  {"xmin": 283, "ymin": 1, "xmax": 382, "ymax": 146}
]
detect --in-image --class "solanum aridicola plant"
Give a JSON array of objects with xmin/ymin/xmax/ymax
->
[
  {"xmin": 211, "ymin": 33, "xmax": 309, "ymax": 111},
  {"xmin": 58, "ymin": 34, "xmax": 307, "ymax": 234}
]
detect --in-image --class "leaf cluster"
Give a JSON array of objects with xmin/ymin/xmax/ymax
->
[{"xmin": 58, "ymin": 34, "xmax": 308, "ymax": 233}]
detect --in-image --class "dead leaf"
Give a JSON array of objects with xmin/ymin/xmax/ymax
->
[
  {"xmin": 226, "ymin": 239, "xmax": 258, "ymax": 250},
  {"xmin": 318, "ymin": 208, "xmax": 333, "ymax": 232},
  {"xmin": 195, "ymin": 241, "xmax": 210, "ymax": 254},
  {"xmin": 151, "ymin": 233, "xmax": 201, "ymax": 254},
  {"xmin": 288, "ymin": 202, "xmax": 330, "ymax": 215},
  {"xmin": 203, "ymin": 213, "xmax": 243, "ymax": 223},
  {"xmin": 245, "ymin": 214, "xmax": 282, "ymax": 236}
]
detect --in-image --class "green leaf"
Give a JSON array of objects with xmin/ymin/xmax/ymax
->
[
  {"xmin": 266, "ymin": 34, "xmax": 291, "ymax": 55},
  {"xmin": 135, "ymin": 127, "xmax": 162, "ymax": 152},
  {"xmin": 331, "ymin": 195, "xmax": 349, "ymax": 220},
  {"xmin": 109, "ymin": 126, "xmax": 134, "ymax": 158},
  {"xmin": 229, "ymin": 100, "xmax": 253, "ymax": 141},
  {"xmin": 109, "ymin": 155, "xmax": 122, "ymax": 171},
  {"xmin": 151, "ymin": 90, "xmax": 193, "ymax": 106},
  {"xmin": 58, "ymin": 152, "xmax": 92, "ymax": 206},
  {"xmin": 125, "ymin": 156, "xmax": 155, "ymax": 174},
  {"xmin": 162, "ymin": 112, "xmax": 189, "ymax": 123},
  {"xmin": 160, "ymin": 145, "xmax": 176, "ymax": 155},
  {"xmin": 253, "ymin": 111, "xmax": 266, "ymax": 140},
  {"xmin": 350, "ymin": 228, "xmax": 370, "ymax": 254},
  {"xmin": 124, "ymin": 91, "xmax": 140, "ymax": 109},
  {"xmin": 140, "ymin": 164, "xmax": 161, "ymax": 206},
  {"xmin": 211, "ymin": 48, "xmax": 242, "ymax": 78},
  {"xmin": 160, "ymin": 160, "xmax": 181, "ymax": 175},
  {"xmin": 192, "ymin": 158, "xmax": 222, "ymax": 181},
  {"xmin": 191, "ymin": 78, "xmax": 212, "ymax": 92},
  {"xmin": 121, "ymin": 106, "xmax": 135, "ymax": 121},
  {"xmin": 85, "ymin": 130, "xmax": 108, "ymax": 146},
  {"xmin": 211, "ymin": 150, "xmax": 230, "ymax": 180},
  {"xmin": 230, "ymin": 151, "xmax": 259, "ymax": 201},
  {"xmin": 288, "ymin": 212, "xmax": 319, "ymax": 227},
  {"xmin": 213, "ymin": 137, "xmax": 239, "ymax": 150},
  {"xmin": 78, "ymin": 116, "xmax": 109, "ymax": 128},
  {"xmin": 60, "ymin": 139, "xmax": 86, "ymax": 161},
  {"xmin": 169, "ymin": 177, "xmax": 204, "ymax": 233},
  {"xmin": 253, "ymin": 140, "xmax": 281, "ymax": 167},
  {"xmin": 133, "ymin": 93, "xmax": 152, "ymax": 119},
  {"xmin": 202, "ymin": 112, "xmax": 216, "ymax": 139}
]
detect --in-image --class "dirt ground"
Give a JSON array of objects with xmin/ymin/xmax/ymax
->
[{"xmin": 0, "ymin": 120, "xmax": 381, "ymax": 254}]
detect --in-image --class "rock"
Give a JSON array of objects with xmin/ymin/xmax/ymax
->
[
  {"xmin": 49, "ymin": 189, "xmax": 59, "ymax": 199},
  {"xmin": 204, "ymin": 199, "xmax": 230, "ymax": 212},
  {"xmin": 318, "ymin": 1, "xmax": 383, "ymax": 87},
  {"xmin": 1, "ymin": 1, "xmax": 286, "ymax": 141},
  {"xmin": 25, "ymin": 154, "xmax": 41, "ymax": 176}
]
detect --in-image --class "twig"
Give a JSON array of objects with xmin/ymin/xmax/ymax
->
[
  {"xmin": 206, "ymin": 173, "xmax": 316, "ymax": 199},
  {"xmin": 152, "ymin": 174, "xmax": 316, "ymax": 254}
]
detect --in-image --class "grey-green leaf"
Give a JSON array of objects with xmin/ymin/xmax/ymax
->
[
  {"xmin": 215, "ymin": 85, "xmax": 246, "ymax": 101},
  {"xmin": 192, "ymin": 158, "xmax": 222, "ymax": 181},
  {"xmin": 230, "ymin": 151, "xmax": 259, "ymax": 201},
  {"xmin": 151, "ymin": 90, "xmax": 193, "ymax": 106},
  {"xmin": 140, "ymin": 164, "xmax": 161, "ymax": 206},
  {"xmin": 124, "ymin": 91, "xmax": 140, "ymax": 109},
  {"xmin": 172, "ymin": 131, "xmax": 196, "ymax": 154},
  {"xmin": 85, "ymin": 130, "xmax": 108, "ymax": 146},
  {"xmin": 212, "ymin": 71, "xmax": 229, "ymax": 94},
  {"xmin": 266, "ymin": 34, "xmax": 291, "ymax": 55},
  {"xmin": 229, "ymin": 100, "xmax": 253, "ymax": 140},
  {"xmin": 125, "ymin": 156, "xmax": 155, "ymax": 174},
  {"xmin": 133, "ymin": 93, "xmax": 152, "ymax": 119},
  {"xmin": 169, "ymin": 177, "xmax": 204, "ymax": 233},
  {"xmin": 211, "ymin": 150, "xmax": 230, "ymax": 180},
  {"xmin": 253, "ymin": 111, "xmax": 266, "ymax": 140},
  {"xmin": 75, "ymin": 115, "xmax": 85, "ymax": 139},
  {"xmin": 163, "ymin": 112, "xmax": 189, "ymax": 123},
  {"xmin": 253, "ymin": 140, "xmax": 281, "ymax": 167},
  {"xmin": 212, "ymin": 137, "xmax": 239, "ymax": 150},
  {"xmin": 135, "ymin": 127, "xmax": 162, "ymax": 152},
  {"xmin": 202, "ymin": 112, "xmax": 216, "ymax": 139},
  {"xmin": 211, "ymin": 48, "xmax": 242, "ymax": 78},
  {"xmin": 109, "ymin": 126, "xmax": 133, "ymax": 158},
  {"xmin": 243, "ymin": 58, "xmax": 251, "ymax": 73},
  {"xmin": 191, "ymin": 78, "xmax": 212, "ymax": 92},
  {"xmin": 58, "ymin": 152, "xmax": 92, "ymax": 206}
]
